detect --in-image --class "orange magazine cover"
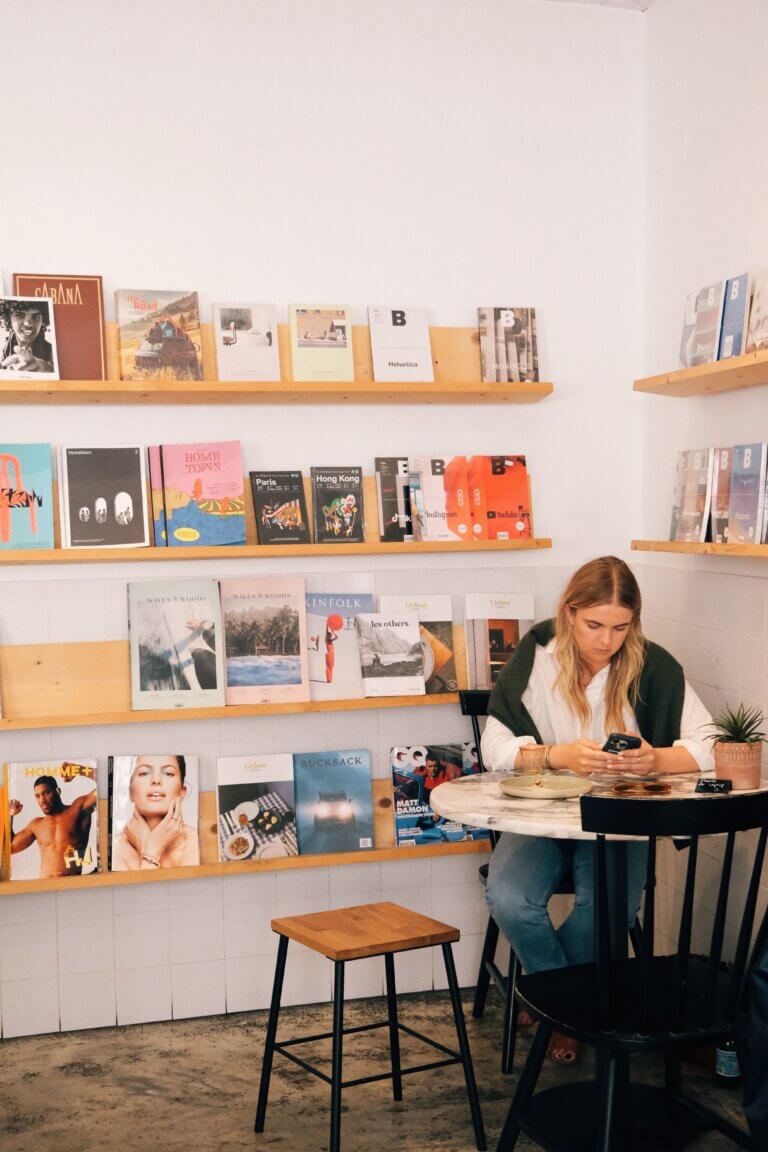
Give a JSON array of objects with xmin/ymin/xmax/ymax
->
[
  {"xmin": 467, "ymin": 455, "xmax": 532, "ymax": 540},
  {"xmin": 14, "ymin": 274, "xmax": 106, "ymax": 380}
]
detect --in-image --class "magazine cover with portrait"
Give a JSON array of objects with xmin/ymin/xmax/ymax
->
[
  {"xmin": 6, "ymin": 759, "xmax": 98, "ymax": 881},
  {"xmin": 390, "ymin": 744, "xmax": 487, "ymax": 847},
  {"xmin": 128, "ymin": 578, "xmax": 225, "ymax": 710},
  {"xmin": 0, "ymin": 296, "xmax": 60, "ymax": 381},
  {"xmin": 109, "ymin": 754, "xmax": 199, "ymax": 871}
]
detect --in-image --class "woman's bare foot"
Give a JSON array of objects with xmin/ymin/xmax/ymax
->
[{"xmin": 547, "ymin": 1032, "xmax": 582, "ymax": 1064}]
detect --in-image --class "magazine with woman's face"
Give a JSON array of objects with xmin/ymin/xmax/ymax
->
[{"xmin": 110, "ymin": 754, "xmax": 200, "ymax": 871}]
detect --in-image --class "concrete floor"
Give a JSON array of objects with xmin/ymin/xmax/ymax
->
[{"xmin": 1, "ymin": 990, "xmax": 748, "ymax": 1152}]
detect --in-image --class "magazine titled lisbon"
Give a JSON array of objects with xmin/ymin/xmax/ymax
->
[{"xmin": 128, "ymin": 579, "xmax": 226, "ymax": 710}]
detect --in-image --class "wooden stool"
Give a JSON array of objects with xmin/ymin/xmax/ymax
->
[{"xmin": 254, "ymin": 901, "xmax": 487, "ymax": 1152}]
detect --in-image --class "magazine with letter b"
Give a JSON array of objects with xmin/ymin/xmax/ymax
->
[
  {"xmin": 59, "ymin": 446, "xmax": 149, "ymax": 549},
  {"xmin": 478, "ymin": 307, "xmax": 538, "ymax": 383},
  {"xmin": 306, "ymin": 592, "xmax": 374, "ymax": 701},
  {"xmin": 408, "ymin": 454, "xmax": 471, "ymax": 542},
  {"xmin": 375, "ymin": 457, "xmax": 412, "ymax": 542},
  {"xmin": 378, "ymin": 595, "xmax": 456, "ymax": 695},
  {"xmin": 216, "ymin": 754, "xmax": 297, "ymax": 862},
  {"xmin": 220, "ymin": 575, "xmax": 309, "ymax": 705},
  {"xmin": 467, "ymin": 455, "xmax": 531, "ymax": 540},
  {"xmin": 0, "ymin": 443, "xmax": 54, "ymax": 550},
  {"xmin": 110, "ymin": 754, "xmax": 200, "ymax": 871},
  {"xmin": 727, "ymin": 443, "xmax": 767, "ymax": 544},
  {"xmin": 368, "ymin": 306, "xmax": 434, "ymax": 382},
  {"xmin": 464, "ymin": 592, "xmax": 535, "ymax": 690},
  {"xmin": 718, "ymin": 274, "xmax": 750, "ymax": 360},
  {"xmin": 293, "ymin": 748, "xmax": 374, "ymax": 855},
  {"xmin": 390, "ymin": 745, "xmax": 488, "ymax": 847},
  {"xmin": 355, "ymin": 612, "xmax": 425, "ymax": 698},
  {"xmin": 6, "ymin": 759, "xmax": 98, "ymax": 881},
  {"xmin": 128, "ymin": 579, "xmax": 225, "ymax": 710}
]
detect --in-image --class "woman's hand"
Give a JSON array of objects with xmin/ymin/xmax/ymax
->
[
  {"xmin": 123, "ymin": 808, "xmax": 150, "ymax": 855},
  {"xmin": 551, "ymin": 740, "xmax": 621, "ymax": 777},
  {"xmin": 142, "ymin": 797, "xmax": 184, "ymax": 863},
  {"xmin": 611, "ymin": 735, "xmax": 657, "ymax": 776}
]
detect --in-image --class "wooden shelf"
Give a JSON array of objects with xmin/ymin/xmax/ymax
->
[
  {"xmin": 0, "ymin": 323, "xmax": 553, "ymax": 405},
  {"xmin": 634, "ymin": 349, "xmax": 768, "ymax": 398},
  {"xmin": 632, "ymin": 539, "xmax": 768, "ymax": 558}
]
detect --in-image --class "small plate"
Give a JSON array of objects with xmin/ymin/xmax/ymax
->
[
  {"xmin": 233, "ymin": 800, "xmax": 260, "ymax": 828},
  {"xmin": 224, "ymin": 828, "xmax": 255, "ymax": 860},
  {"xmin": 499, "ymin": 775, "xmax": 595, "ymax": 800}
]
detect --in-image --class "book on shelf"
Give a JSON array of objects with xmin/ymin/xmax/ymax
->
[
  {"xmin": 717, "ymin": 274, "xmax": 751, "ymax": 361},
  {"xmin": 478, "ymin": 307, "xmax": 538, "ymax": 383},
  {"xmin": 390, "ymin": 744, "xmax": 488, "ymax": 847},
  {"xmin": 289, "ymin": 305, "xmax": 354, "ymax": 382},
  {"xmin": 305, "ymin": 592, "xmax": 374, "ymax": 701},
  {"xmin": 680, "ymin": 282, "xmax": 725, "ymax": 368},
  {"xmin": 13, "ymin": 273, "xmax": 106, "ymax": 380},
  {"xmin": 212, "ymin": 302, "xmax": 281, "ymax": 382},
  {"xmin": 310, "ymin": 466, "xmax": 365, "ymax": 543},
  {"xmin": 250, "ymin": 471, "xmax": 310, "ymax": 546},
  {"xmin": 746, "ymin": 271, "xmax": 768, "ymax": 354},
  {"xmin": 215, "ymin": 754, "xmax": 298, "ymax": 862},
  {"xmin": 368, "ymin": 306, "xmax": 434, "ymax": 382},
  {"xmin": 128, "ymin": 578, "xmax": 226, "ymax": 710},
  {"xmin": 378, "ymin": 595, "xmax": 457, "ymax": 695},
  {"xmin": 115, "ymin": 289, "xmax": 203, "ymax": 381},
  {"xmin": 0, "ymin": 295, "xmax": 60, "ymax": 380},
  {"xmin": 464, "ymin": 592, "xmax": 535, "ymax": 690},
  {"xmin": 467, "ymin": 454, "xmax": 531, "ymax": 540},
  {"xmin": 109, "ymin": 754, "xmax": 200, "ymax": 871},
  {"xmin": 58, "ymin": 446, "xmax": 149, "ymax": 549},
  {"xmin": 671, "ymin": 448, "xmax": 713, "ymax": 544},
  {"xmin": 727, "ymin": 443, "xmax": 767, "ymax": 544},
  {"xmin": 0, "ymin": 443, "xmax": 54, "ymax": 550},
  {"xmin": 710, "ymin": 447, "xmax": 733, "ymax": 544},
  {"xmin": 375, "ymin": 457, "xmax": 413, "ymax": 542},
  {"xmin": 408, "ymin": 454, "xmax": 471, "ymax": 542},
  {"xmin": 5, "ymin": 759, "xmax": 98, "ymax": 881},
  {"xmin": 148, "ymin": 445, "xmax": 167, "ymax": 546},
  {"xmin": 220, "ymin": 575, "xmax": 309, "ymax": 705},
  {"xmin": 160, "ymin": 440, "xmax": 246, "ymax": 547},
  {"xmin": 355, "ymin": 612, "xmax": 425, "ymax": 698},
  {"xmin": 293, "ymin": 749, "xmax": 374, "ymax": 855}
]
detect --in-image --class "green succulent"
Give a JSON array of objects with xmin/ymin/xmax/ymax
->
[{"xmin": 705, "ymin": 703, "xmax": 767, "ymax": 745}]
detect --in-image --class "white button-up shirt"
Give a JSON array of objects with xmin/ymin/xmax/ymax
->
[{"xmin": 481, "ymin": 638, "xmax": 715, "ymax": 775}]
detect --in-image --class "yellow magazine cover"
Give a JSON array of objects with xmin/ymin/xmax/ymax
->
[{"xmin": 289, "ymin": 305, "xmax": 354, "ymax": 382}]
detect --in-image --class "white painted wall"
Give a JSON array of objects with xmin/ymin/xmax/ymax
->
[{"xmin": 1, "ymin": 0, "xmax": 647, "ymax": 1035}]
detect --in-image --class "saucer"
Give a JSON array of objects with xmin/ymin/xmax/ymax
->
[{"xmin": 499, "ymin": 775, "xmax": 594, "ymax": 800}]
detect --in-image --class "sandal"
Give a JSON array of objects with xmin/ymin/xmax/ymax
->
[{"xmin": 547, "ymin": 1032, "xmax": 582, "ymax": 1065}]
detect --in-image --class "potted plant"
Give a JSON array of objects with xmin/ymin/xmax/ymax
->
[{"xmin": 706, "ymin": 704, "xmax": 766, "ymax": 790}]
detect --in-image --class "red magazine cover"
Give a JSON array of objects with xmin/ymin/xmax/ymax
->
[{"xmin": 467, "ymin": 455, "xmax": 532, "ymax": 540}]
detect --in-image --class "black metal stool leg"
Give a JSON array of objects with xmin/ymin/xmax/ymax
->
[
  {"xmin": 442, "ymin": 942, "xmax": 487, "ymax": 1151},
  {"xmin": 473, "ymin": 915, "xmax": 500, "ymax": 1018},
  {"xmin": 496, "ymin": 1021, "xmax": 551, "ymax": 1152},
  {"xmin": 254, "ymin": 933, "xmax": 289, "ymax": 1133},
  {"xmin": 330, "ymin": 960, "xmax": 345, "ymax": 1152},
  {"xmin": 597, "ymin": 1053, "xmax": 618, "ymax": 1152},
  {"xmin": 384, "ymin": 952, "xmax": 403, "ymax": 1101},
  {"xmin": 501, "ymin": 948, "xmax": 520, "ymax": 1074}
]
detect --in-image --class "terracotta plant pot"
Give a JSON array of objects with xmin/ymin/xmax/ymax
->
[{"xmin": 713, "ymin": 742, "xmax": 762, "ymax": 790}]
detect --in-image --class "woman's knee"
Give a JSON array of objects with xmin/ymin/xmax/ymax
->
[{"xmin": 486, "ymin": 866, "xmax": 548, "ymax": 926}]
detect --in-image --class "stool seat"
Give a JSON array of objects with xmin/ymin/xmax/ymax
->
[{"xmin": 271, "ymin": 901, "xmax": 460, "ymax": 961}]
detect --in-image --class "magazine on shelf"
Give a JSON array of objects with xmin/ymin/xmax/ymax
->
[
  {"xmin": 408, "ymin": 454, "xmax": 471, "ymax": 542},
  {"xmin": 478, "ymin": 307, "xmax": 538, "ymax": 383},
  {"xmin": 109, "ymin": 754, "xmax": 200, "ymax": 872},
  {"xmin": 390, "ymin": 744, "xmax": 488, "ymax": 847},
  {"xmin": 355, "ymin": 612, "xmax": 425, "ymax": 698},
  {"xmin": 717, "ymin": 274, "xmax": 751, "ymax": 361},
  {"xmin": 710, "ymin": 447, "xmax": 733, "ymax": 544},
  {"xmin": 0, "ymin": 295, "xmax": 60, "ymax": 381},
  {"xmin": 464, "ymin": 592, "xmax": 535, "ymax": 690},
  {"xmin": 58, "ymin": 446, "xmax": 149, "ymax": 548},
  {"xmin": 378, "ymin": 595, "xmax": 456, "ymax": 695},
  {"xmin": 293, "ymin": 748, "xmax": 374, "ymax": 855},
  {"xmin": 220, "ymin": 575, "xmax": 309, "ymax": 705},
  {"xmin": 467, "ymin": 455, "xmax": 531, "ymax": 540},
  {"xmin": 160, "ymin": 440, "xmax": 246, "ymax": 547},
  {"xmin": 680, "ymin": 282, "xmax": 725, "ymax": 368},
  {"xmin": 746, "ymin": 271, "xmax": 768, "ymax": 354},
  {"xmin": 5, "ymin": 759, "xmax": 98, "ymax": 881},
  {"xmin": 13, "ymin": 274, "xmax": 106, "ymax": 380},
  {"xmin": 250, "ymin": 471, "xmax": 310, "ymax": 545},
  {"xmin": 115, "ymin": 289, "xmax": 203, "ymax": 381},
  {"xmin": 727, "ymin": 443, "xmax": 767, "ymax": 544},
  {"xmin": 674, "ymin": 448, "xmax": 714, "ymax": 544},
  {"xmin": 148, "ymin": 445, "xmax": 167, "ymax": 546},
  {"xmin": 310, "ymin": 466, "xmax": 365, "ymax": 543},
  {"xmin": 375, "ymin": 457, "xmax": 413, "ymax": 542},
  {"xmin": 215, "ymin": 754, "xmax": 297, "ymax": 862},
  {"xmin": 128, "ymin": 578, "xmax": 225, "ymax": 710},
  {"xmin": 289, "ymin": 305, "xmax": 354, "ymax": 382},
  {"xmin": 305, "ymin": 592, "xmax": 374, "ymax": 701},
  {"xmin": 368, "ymin": 306, "xmax": 434, "ymax": 382},
  {"xmin": 212, "ymin": 303, "xmax": 280, "ymax": 382},
  {"xmin": 0, "ymin": 443, "xmax": 54, "ymax": 550}
]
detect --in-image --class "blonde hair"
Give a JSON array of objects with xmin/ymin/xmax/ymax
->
[{"xmin": 553, "ymin": 556, "xmax": 644, "ymax": 734}]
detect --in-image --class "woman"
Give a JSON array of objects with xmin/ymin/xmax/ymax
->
[
  {"xmin": 113, "ymin": 755, "xmax": 199, "ymax": 870},
  {"xmin": 482, "ymin": 556, "xmax": 713, "ymax": 1062}
]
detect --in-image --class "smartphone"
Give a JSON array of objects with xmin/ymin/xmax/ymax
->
[{"xmin": 602, "ymin": 733, "xmax": 642, "ymax": 755}]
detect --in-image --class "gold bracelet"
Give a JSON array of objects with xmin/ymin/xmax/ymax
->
[
  {"xmin": 141, "ymin": 853, "xmax": 161, "ymax": 868},
  {"xmin": 544, "ymin": 745, "xmax": 553, "ymax": 771}
]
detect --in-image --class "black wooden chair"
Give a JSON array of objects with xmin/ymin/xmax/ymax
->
[{"xmin": 497, "ymin": 790, "xmax": 768, "ymax": 1151}]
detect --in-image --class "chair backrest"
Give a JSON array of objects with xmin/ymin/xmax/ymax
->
[
  {"xmin": 459, "ymin": 690, "xmax": 491, "ymax": 771},
  {"xmin": 579, "ymin": 791, "xmax": 768, "ymax": 1035}
]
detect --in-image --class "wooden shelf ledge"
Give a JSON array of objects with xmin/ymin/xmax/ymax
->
[
  {"xmin": 634, "ymin": 349, "xmax": 768, "ymax": 398},
  {"xmin": 632, "ymin": 539, "xmax": 768, "ymax": 558}
]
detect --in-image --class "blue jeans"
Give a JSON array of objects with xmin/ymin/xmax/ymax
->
[{"xmin": 485, "ymin": 833, "xmax": 647, "ymax": 974}]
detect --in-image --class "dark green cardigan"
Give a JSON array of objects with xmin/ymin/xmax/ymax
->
[{"xmin": 488, "ymin": 619, "xmax": 685, "ymax": 746}]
